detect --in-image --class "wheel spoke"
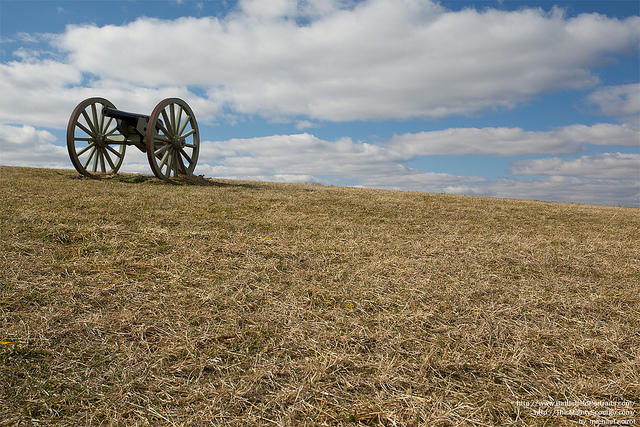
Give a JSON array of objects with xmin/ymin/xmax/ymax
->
[
  {"xmin": 105, "ymin": 144, "xmax": 123, "ymax": 158},
  {"xmin": 155, "ymin": 144, "xmax": 170, "ymax": 156},
  {"xmin": 165, "ymin": 152, "xmax": 173, "ymax": 176},
  {"xmin": 178, "ymin": 115, "xmax": 190, "ymax": 135},
  {"xmin": 74, "ymin": 137, "xmax": 92, "ymax": 141},
  {"xmin": 99, "ymin": 149, "xmax": 106, "ymax": 172},
  {"xmin": 81, "ymin": 111, "xmax": 97, "ymax": 135},
  {"xmin": 91, "ymin": 103, "xmax": 100, "ymax": 135},
  {"xmin": 82, "ymin": 146, "xmax": 96, "ymax": 169},
  {"xmin": 103, "ymin": 117, "xmax": 115, "ymax": 135},
  {"xmin": 180, "ymin": 148, "xmax": 193, "ymax": 165},
  {"xmin": 181, "ymin": 129, "xmax": 196, "ymax": 139},
  {"xmin": 185, "ymin": 143, "xmax": 196, "ymax": 148},
  {"xmin": 99, "ymin": 109, "xmax": 105, "ymax": 133},
  {"xmin": 157, "ymin": 120, "xmax": 171, "ymax": 137},
  {"xmin": 159, "ymin": 149, "xmax": 170, "ymax": 169},
  {"xmin": 173, "ymin": 152, "xmax": 180, "ymax": 176},
  {"xmin": 177, "ymin": 152, "xmax": 187, "ymax": 174},
  {"xmin": 169, "ymin": 104, "xmax": 176, "ymax": 134},
  {"xmin": 175, "ymin": 105, "xmax": 183, "ymax": 135},
  {"xmin": 103, "ymin": 149, "xmax": 116, "ymax": 170},
  {"xmin": 161, "ymin": 110, "xmax": 173, "ymax": 136},
  {"xmin": 154, "ymin": 135, "xmax": 170, "ymax": 144},
  {"xmin": 76, "ymin": 143, "xmax": 95, "ymax": 157},
  {"xmin": 76, "ymin": 121, "xmax": 94, "ymax": 137},
  {"xmin": 92, "ymin": 148, "xmax": 99, "ymax": 172}
]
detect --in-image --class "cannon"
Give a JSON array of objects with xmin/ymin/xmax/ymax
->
[{"xmin": 66, "ymin": 97, "xmax": 200, "ymax": 180}]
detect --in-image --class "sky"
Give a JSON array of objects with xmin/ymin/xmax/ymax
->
[{"xmin": 0, "ymin": 0, "xmax": 638, "ymax": 206}]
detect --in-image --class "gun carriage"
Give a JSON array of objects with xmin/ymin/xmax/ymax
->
[{"xmin": 66, "ymin": 97, "xmax": 200, "ymax": 180}]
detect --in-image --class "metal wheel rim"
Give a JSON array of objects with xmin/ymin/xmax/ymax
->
[
  {"xmin": 146, "ymin": 98, "xmax": 200, "ymax": 180},
  {"xmin": 66, "ymin": 97, "xmax": 126, "ymax": 176}
]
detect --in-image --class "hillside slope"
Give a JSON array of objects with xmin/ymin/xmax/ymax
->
[{"xmin": 1, "ymin": 166, "xmax": 638, "ymax": 425}]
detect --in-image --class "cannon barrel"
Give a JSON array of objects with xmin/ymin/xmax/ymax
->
[
  {"xmin": 102, "ymin": 107, "xmax": 150, "ymax": 122},
  {"xmin": 101, "ymin": 107, "xmax": 163, "ymax": 141}
]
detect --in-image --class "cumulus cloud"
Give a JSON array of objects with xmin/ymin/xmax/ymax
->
[
  {"xmin": 0, "ymin": 124, "xmax": 67, "ymax": 167},
  {"xmin": 205, "ymin": 122, "xmax": 638, "ymax": 178},
  {"xmin": 0, "ymin": 60, "xmax": 219, "ymax": 128},
  {"xmin": 295, "ymin": 120, "xmax": 317, "ymax": 130},
  {"xmin": 199, "ymin": 133, "xmax": 392, "ymax": 178},
  {"xmin": 474, "ymin": 176, "xmax": 639, "ymax": 207},
  {"xmin": 509, "ymin": 153, "xmax": 640, "ymax": 179},
  {"xmin": 193, "ymin": 123, "xmax": 639, "ymax": 205},
  {"xmin": 0, "ymin": 0, "xmax": 633, "ymax": 127},
  {"xmin": 197, "ymin": 132, "xmax": 483, "ymax": 190},
  {"xmin": 357, "ymin": 173, "xmax": 638, "ymax": 207},
  {"xmin": 194, "ymin": 130, "xmax": 639, "ymax": 206},
  {"xmin": 586, "ymin": 83, "xmax": 640, "ymax": 120},
  {"xmin": 197, "ymin": 123, "xmax": 637, "ymax": 184},
  {"xmin": 0, "ymin": 60, "xmax": 82, "ymax": 127},
  {"xmin": 0, "ymin": 123, "xmax": 184, "ymax": 175},
  {"xmin": 1, "ymin": 122, "xmax": 637, "ymax": 206},
  {"xmin": 388, "ymin": 123, "xmax": 639, "ymax": 157}
]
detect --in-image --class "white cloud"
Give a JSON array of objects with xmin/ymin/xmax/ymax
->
[
  {"xmin": 0, "ymin": 124, "xmax": 67, "ymax": 167},
  {"xmin": 193, "ymin": 126, "xmax": 639, "ymax": 206},
  {"xmin": 0, "ymin": 123, "xmax": 152, "ymax": 173},
  {"xmin": 0, "ymin": 59, "xmax": 219, "ymax": 128},
  {"xmin": 199, "ymin": 133, "xmax": 393, "ymax": 178},
  {"xmin": 1, "ymin": 122, "xmax": 637, "ymax": 206},
  {"xmin": 586, "ymin": 83, "xmax": 640, "ymax": 119},
  {"xmin": 195, "ymin": 132, "xmax": 486, "ymax": 194},
  {"xmin": 16, "ymin": 32, "xmax": 41, "ymax": 43},
  {"xmin": 356, "ymin": 170, "xmax": 486, "ymax": 194},
  {"xmin": 1, "ymin": 1, "xmax": 637, "ymax": 129},
  {"xmin": 117, "ymin": 148, "xmax": 156, "ymax": 175},
  {"xmin": 35, "ymin": 0, "xmax": 638, "ymax": 123},
  {"xmin": 295, "ymin": 120, "xmax": 317, "ymax": 130},
  {"xmin": 237, "ymin": 0, "xmax": 298, "ymax": 20},
  {"xmin": 509, "ymin": 153, "xmax": 640, "ymax": 179},
  {"xmin": 388, "ymin": 123, "xmax": 639, "ymax": 157},
  {"xmin": 359, "ymin": 172, "xmax": 639, "ymax": 207},
  {"xmin": 194, "ymin": 130, "xmax": 639, "ymax": 206},
  {"xmin": 473, "ymin": 176, "xmax": 639, "ymax": 207},
  {"xmin": 296, "ymin": 0, "xmax": 354, "ymax": 19}
]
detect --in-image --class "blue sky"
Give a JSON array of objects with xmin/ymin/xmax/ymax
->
[{"xmin": 0, "ymin": 0, "xmax": 638, "ymax": 206}]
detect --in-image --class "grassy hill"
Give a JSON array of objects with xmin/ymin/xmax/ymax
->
[{"xmin": 1, "ymin": 166, "xmax": 638, "ymax": 425}]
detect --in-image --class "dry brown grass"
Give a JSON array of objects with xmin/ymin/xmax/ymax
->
[{"xmin": 1, "ymin": 165, "xmax": 638, "ymax": 426}]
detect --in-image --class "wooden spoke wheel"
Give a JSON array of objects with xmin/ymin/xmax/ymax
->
[
  {"xmin": 146, "ymin": 98, "xmax": 200, "ymax": 180},
  {"xmin": 67, "ymin": 97, "xmax": 126, "ymax": 176}
]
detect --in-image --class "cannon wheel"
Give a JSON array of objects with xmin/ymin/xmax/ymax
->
[
  {"xmin": 67, "ymin": 97, "xmax": 126, "ymax": 176},
  {"xmin": 146, "ymin": 98, "xmax": 200, "ymax": 180}
]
